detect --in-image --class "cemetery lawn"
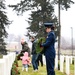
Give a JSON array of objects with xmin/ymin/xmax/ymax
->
[
  {"xmin": 18, "ymin": 60, "xmax": 66, "ymax": 75},
  {"xmin": 70, "ymin": 64, "xmax": 74, "ymax": 75}
]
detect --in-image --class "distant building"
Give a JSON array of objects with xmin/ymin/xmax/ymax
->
[{"xmin": 6, "ymin": 41, "xmax": 22, "ymax": 51}]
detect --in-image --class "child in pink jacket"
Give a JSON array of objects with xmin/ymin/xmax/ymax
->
[{"xmin": 20, "ymin": 52, "xmax": 30, "ymax": 71}]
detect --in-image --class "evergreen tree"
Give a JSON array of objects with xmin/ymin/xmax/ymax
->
[
  {"xmin": 9, "ymin": 0, "xmax": 74, "ymax": 38},
  {"xmin": 9, "ymin": 0, "xmax": 74, "ymax": 13},
  {"xmin": 52, "ymin": 0, "xmax": 74, "ymax": 10},
  {"xmin": 0, "ymin": 0, "xmax": 10, "ymax": 53},
  {"xmin": 27, "ymin": 7, "xmax": 58, "ymax": 38}
]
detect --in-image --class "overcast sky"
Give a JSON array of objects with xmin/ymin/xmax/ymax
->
[
  {"xmin": 55, "ymin": 3, "xmax": 75, "ymax": 39},
  {"xmin": 5, "ymin": 0, "xmax": 75, "ymax": 39}
]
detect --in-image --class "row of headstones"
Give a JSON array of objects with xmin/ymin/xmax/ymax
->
[
  {"xmin": 55, "ymin": 55, "xmax": 75, "ymax": 75},
  {"xmin": 0, "ymin": 52, "xmax": 16, "ymax": 75},
  {"xmin": 43, "ymin": 55, "xmax": 75, "ymax": 75}
]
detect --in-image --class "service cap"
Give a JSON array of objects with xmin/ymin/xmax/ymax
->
[{"xmin": 44, "ymin": 22, "xmax": 54, "ymax": 27}]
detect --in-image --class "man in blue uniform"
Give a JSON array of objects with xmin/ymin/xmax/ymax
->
[{"xmin": 41, "ymin": 22, "xmax": 56, "ymax": 75}]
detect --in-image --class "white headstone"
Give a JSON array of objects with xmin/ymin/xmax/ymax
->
[
  {"xmin": 70, "ymin": 56, "xmax": 73, "ymax": 64},
  {"xmin": 74, "ymin": 56, "xmax": 75, "ymax": 75},
  {"xmin": 43, "ymin": 55, "xmax": 46, "ymax": 65},
  {"xmin": 0, "ymin": 59, "xmax": 6, "ymax": 75},
  {"xmin": 60, "ymin": 55, "xmax": 64, "ymax": 72},
  {"xmin": 3, "ymin": 55, "xmax": 10, "ymax": 75},
  {"xmin": 65, "ymin": 56, "xmax": 70, "ymax": 75},
  {"xmin": 55, "ymin": 55, "xmax": 58, "ymax": 69}
]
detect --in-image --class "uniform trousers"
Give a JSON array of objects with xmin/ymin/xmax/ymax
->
[{"xmin": 45, "ymin": 56, "xmax": 55, "ymax": 75}]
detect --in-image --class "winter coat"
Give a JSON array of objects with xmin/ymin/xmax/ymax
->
[
  {"xmin": 31, "ymin": 40, "xmax": 37, "ymax": 54},
  {"xmin": 20, "ymin": 52, "xmax": 30, "ymax": 64}
]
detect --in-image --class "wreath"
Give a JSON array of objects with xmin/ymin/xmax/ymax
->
[{"xmin": 35, "ymin": 37, "xmax": 45, "ymax": 53}]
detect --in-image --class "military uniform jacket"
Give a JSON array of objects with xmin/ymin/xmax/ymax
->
[{"xmin": 42, "ymin": 31, "xmax": 56, "ymax": 58}]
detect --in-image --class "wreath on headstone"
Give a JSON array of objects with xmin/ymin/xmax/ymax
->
[{"xmin": 11, "ymin": 58, "xmax": 20, "ymax": 75}]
